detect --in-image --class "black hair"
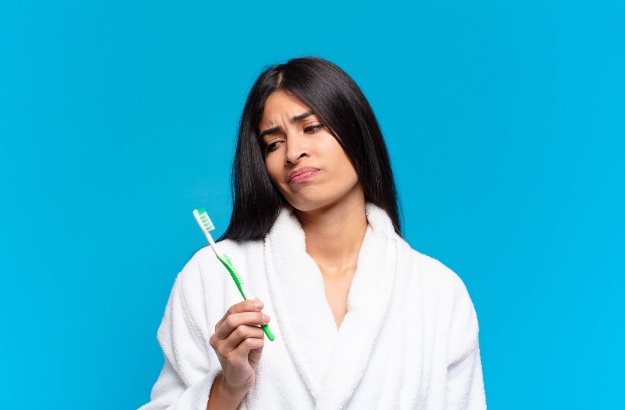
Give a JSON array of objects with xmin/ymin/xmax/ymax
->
[{"xmin": 220, "ymin": 56, "xmax": 401, "ymax": 241}]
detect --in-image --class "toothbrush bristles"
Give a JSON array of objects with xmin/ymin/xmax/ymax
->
[{"xmin": 196, "ymin": 208, "xmax": 215, "ymax": 232}]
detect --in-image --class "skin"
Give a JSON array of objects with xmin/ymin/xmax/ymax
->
[
  {"xmin": 208, "ymin": 91, "xmax": 368, "ymax": 409},
  {"xmin": 208, "ymin": 300, "xmax": 269, "ymax": 410}
]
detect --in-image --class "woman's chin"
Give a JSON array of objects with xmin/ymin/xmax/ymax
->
[{"xmin": 283, "ymin": 184, "xmax": 365, "ymax": 215}]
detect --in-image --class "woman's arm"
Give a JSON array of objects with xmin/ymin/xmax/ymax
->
[
  {"xmin": 446, "ymin": 341, "xmax": 486, "ymax": 409},
  {"xmin": 445, "ymin": 279, "xmax": 487, "ymax": 409},
  {"xmin": 139, "ymin": 267, "xmax": 218, "ymax": 410},
  {"xmin": 206, "ymin": 373, "xmax": 249, "ymax": 410},
  {"xmin": 140, "ymin": 260, "xmax": 270, "ymax": 410},
  {"xmin": 207, "ymin": 300, "xmax": 270, "ymax": 409}
]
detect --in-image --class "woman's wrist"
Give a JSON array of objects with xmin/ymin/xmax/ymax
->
[{"xmin": 207, "ymin": 372, "xmax": 249, "ymax": 410}]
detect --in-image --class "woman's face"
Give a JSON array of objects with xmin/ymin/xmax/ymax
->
[{"xmin": 259, "ymin": 91, "xmax": 363, "ymax": 213}]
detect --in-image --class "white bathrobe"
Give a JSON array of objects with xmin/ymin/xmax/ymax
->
[{"xmin": 140, "ymin": 204, "xmax": 486, "ymax": 409}]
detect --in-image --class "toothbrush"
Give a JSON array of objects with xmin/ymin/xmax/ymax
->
[{"xmin": 192, "ymin": 208, "xmax": 275, "ymax": 341}]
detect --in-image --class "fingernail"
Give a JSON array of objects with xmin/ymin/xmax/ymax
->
[
  {"xmin": 255, "ymin": 301, "xmax": 263, "ymax": 309},
  {"xmin": 262, "ymin": 313, "xmax": 270, "ymax": 323}
]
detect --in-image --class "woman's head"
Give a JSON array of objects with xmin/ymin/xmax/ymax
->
[
  {"xmin": 259, "ymin": 90, "xmax": 363, "ymax": 215},
  {"xmin": 221, "ymin": 56, "xmax": 401, "ymax": 241}
]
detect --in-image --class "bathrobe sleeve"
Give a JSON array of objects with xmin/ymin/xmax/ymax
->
[
  {"xmin": 445, "ymin": 276, "xmax": 487, "ymax": 409},
  {"xmin": 139, "ymin": 257, "xmax": 220, "ymax": 410}
]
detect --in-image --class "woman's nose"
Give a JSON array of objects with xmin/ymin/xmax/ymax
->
[{"xmin": 285, "ymin": 135, "xmax": 310, "ymax": 165}]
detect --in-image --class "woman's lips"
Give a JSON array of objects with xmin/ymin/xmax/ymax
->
[{"xmin": 288, "ymin": 167, "xmax": 320, "ymax": 184}]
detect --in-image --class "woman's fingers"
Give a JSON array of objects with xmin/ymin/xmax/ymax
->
[
  {"xmin": 214, "ymin": 300, "xmax": 264, "ymax": 331},
  {"xmin": 231, "ymin": 336, "xmax": 264, "ymax": 361},
  {"xmin": 209, "ymin": 300, "xmax": 269, "ymax": 393},
  {"xmin": 210, "ymin": 299, "xmax": 271, "ymax": 358},
  {"xmin": 229, "ymin": 299, "xmax": 264, "ymax": 315},
  {"xmin": 215, "ymin": 311, "xmax": 270, "ymax": 339},
  {"xmin": 220, "ymin": 327, "xmax": 265, "ymax": 362},
  {"xmin": 212, "ymin": 324, "xmax": 265, "ymax": 358}
]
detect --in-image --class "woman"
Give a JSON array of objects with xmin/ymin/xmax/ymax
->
[{"xmin": 141, "ymin": 57, "xmax": 486, "ymax": 409}]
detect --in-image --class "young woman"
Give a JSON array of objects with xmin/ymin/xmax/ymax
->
[{"xmin": 141, "ymin": 57, "xmax": 486, "ymax": 409}]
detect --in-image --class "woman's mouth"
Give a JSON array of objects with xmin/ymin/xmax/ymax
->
[{"xmin": 288, "ymin": 167, "xmax": 320, "ymax": 184}]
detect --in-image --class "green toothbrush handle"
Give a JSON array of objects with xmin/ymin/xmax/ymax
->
[
  {"xmin": 218, "ymin": 254, "xmax": 276, "ymax": 342},
  {"xmin": 261, "ymin": 324, "xmax": 275, "ymax": 341}
]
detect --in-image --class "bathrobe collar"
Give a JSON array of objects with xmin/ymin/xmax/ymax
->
[{"xmin": 264, "ymin": 203, "xmax": 398, "ymax": 409}]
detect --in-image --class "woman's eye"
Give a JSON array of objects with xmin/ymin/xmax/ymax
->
[
  {"xmin": 304, "ymin": 124, "xmax": 324, "ymax": 134},
  {"xmin": 264, "ymin": 140, "xmax": 282, "ymax": 153}
]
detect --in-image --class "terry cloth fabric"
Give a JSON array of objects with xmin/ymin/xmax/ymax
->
[{"xmin": 139, "ymin": 204, "xmax": 486, "ymax": 409}]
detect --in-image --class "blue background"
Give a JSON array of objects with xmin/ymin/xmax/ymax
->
[{"xmin": 1, "ymin": 1, "xmax": 624, "ymax": 408}]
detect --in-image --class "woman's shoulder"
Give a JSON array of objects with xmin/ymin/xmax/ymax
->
[
  {"xmin": 396, "ymin": 238, "xmax": 472, "ymax": 298},
  {"xmin": 397, "ymin": 241, "xmax": 480, "ymax": 336}
]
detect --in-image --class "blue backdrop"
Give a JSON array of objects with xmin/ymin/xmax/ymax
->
[{"xmin": 1, "ymin": 1, "xmax": 623, "ymax": 408}]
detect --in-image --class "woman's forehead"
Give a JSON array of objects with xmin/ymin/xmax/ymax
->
[{"xmin": 260, "ymin": 91, "xmax": 316, "ymax": 128}]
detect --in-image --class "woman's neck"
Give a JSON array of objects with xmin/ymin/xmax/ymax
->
[
  {"xmin": 295, "ymin": 190, "xmax": 367, "ymax": 329},
  {"xmin": 295, "ymin": 193, "xmax": 368, "ymax": 273}
]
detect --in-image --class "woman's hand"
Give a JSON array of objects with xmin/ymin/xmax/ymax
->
[{"xmin": 208, "ymin": 299, "xmax": 270, "ymax": 406}]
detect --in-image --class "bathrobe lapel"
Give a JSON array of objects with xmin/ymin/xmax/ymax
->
[
  {"xmin": 264, "ymin": 205, "xmax": 398, "ymax": 408},
  {"xmin": 264, "ymin": 209, "xmax": 339, "ymax": 400}
]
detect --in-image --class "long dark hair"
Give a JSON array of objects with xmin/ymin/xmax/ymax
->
[{"xmin": 221, "ymin": 56, "xmax": 401, "ymax": 241}]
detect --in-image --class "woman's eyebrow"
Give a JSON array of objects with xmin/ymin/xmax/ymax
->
[
  {"xmin": 259, "ymin": 111, "xmax": 315, "ymax": 139},
  {"xmin": 259, "ymin": 125, "xmax": 281, "ymax": 139},
  {"xmin": 290, "ymin": 111, "xmax": 313, "ymax": 123}
]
